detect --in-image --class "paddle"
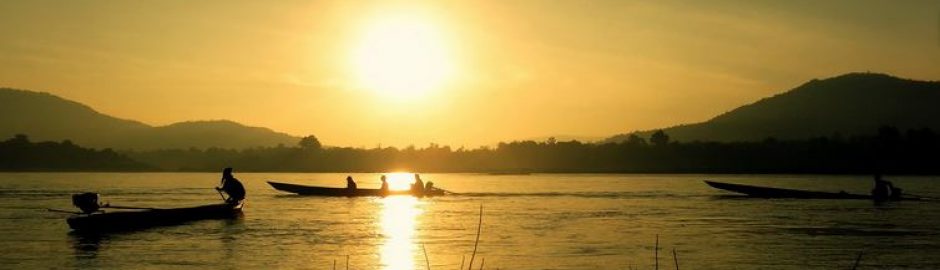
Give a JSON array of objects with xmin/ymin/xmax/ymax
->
[
  {"xmin": 47, "ymin": 208, "xmax": 83, "ymax": 214},
  {"xmin": 435, "ymin": 187, "xmax": 458, "ymax": 195},
  {"xmin": 101, "ymin": 203, "xmax": 161, "ymax": 210},
  {"xmin": 47, "ymin": 203, "xmax": 161, "ymax": 213},
  {"xmin": 904, "ymin": 193, "xmax": 940, "ymax": 201}
]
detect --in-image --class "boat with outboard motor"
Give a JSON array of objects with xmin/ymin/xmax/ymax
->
[
  {"xmin": 67, "ymin": 202, "xmax": 243, "ymax": 232},
  {"xmin": 60, "ymin": 190, "xmax": 244, "ymax": 232}
]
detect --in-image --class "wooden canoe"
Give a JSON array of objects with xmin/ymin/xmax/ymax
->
[
  {"xmin": 267, "ymin": 181, "xmax": 445, "ymax": 197},
  {"xmin": 67, "ymin": 202, "xmax": 243, "ymax": 232},
  {"xmin": 704, "ymin": 180, "xmax": 917, "ymax": 200}
]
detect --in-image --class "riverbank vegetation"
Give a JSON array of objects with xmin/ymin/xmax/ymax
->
[
  {"xmin": 129, "ymin": 126, "xmax": 938, "ymax": 174},
  {"xmin": 2, "ymin": 126, "xmax": 936, "ymax": 174},
  {"xmin": 0, "ymin": 134, "xmax": 150, "ymax": 171}
]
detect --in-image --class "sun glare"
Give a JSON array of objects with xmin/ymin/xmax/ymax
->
[
  {"xmin": 351, "ymin": 15, "xmax": 453, "ymax": 101},
  {"xmin": 384, "ymin": 172, "xmax": 416, "ymax": 191}
]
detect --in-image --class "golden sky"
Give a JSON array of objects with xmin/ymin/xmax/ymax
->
[{"xmin": 1, "ymin": 1, "xmax": 938, "ymax": 147}]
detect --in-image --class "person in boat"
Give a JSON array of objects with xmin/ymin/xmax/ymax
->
[
  {"xmin": 217, "ymin": 167, "xmax": 245, "ymax": 204},
  {"xmin": 346, "ymin": 176, "xmax": 358, "ymax": 190},
  {"xmin": 424, "ymin": 180, "xmax": 435, "ymax": 192},
  {"xmin": 72, "ymin": 192, "xmax": 102, "ymax": 214},
  {"xmin": 380, "ymin": 175, "xmax": 389, "ymax": 193},
  {"xmin": 872, "ymin": 173, "xmax": 901, "ymax": 201},
  {"xmin": 411, "ymin": 174, "xmax": 425, "ymax": 195}
]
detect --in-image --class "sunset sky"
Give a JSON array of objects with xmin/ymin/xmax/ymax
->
[{"xmin": 1, "ymin": 1, "xmax": 938, "ymax": 147}]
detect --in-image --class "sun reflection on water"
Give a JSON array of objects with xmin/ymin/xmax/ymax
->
[{"xmin": 380, "ymin": 195, "xmax": 422, "ymax": 270}]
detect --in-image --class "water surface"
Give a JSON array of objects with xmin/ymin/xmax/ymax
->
[{"xmin": 1, "ymin": 173, "xmax": 938, "ymax": 269}]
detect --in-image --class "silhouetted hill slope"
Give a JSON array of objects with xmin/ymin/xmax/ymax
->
[
  {"xmin": 0, "ymin": 88, "xmax": 299, "ymax": 150},
  {"xmin": 143, "ymin": 120, "xmax": 299, "ymax": 150},
  {"xmin": 606, "ymin": 73, "xmax": 940, "ymax": 143},
  {"xmin": 0, "ymin": 88, "xmax": 150, "ymax": 147}
]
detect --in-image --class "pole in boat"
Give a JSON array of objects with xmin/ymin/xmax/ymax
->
[{"xmin": 216, "ymin": 188, "xmax": 227, "ymax": 201}]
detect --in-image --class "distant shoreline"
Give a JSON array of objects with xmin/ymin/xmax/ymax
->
[{"xmin": 4, "ymin": 125, "xmax": 940, "ymax": 175}]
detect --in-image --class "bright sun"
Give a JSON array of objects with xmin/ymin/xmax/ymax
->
[
  {"xmin": 351, "ymin": 15, "xmax": 453, "ymax": 101},
  {"xmin": 384, "ymin": 172, "xmax": 415, "ymax": 191}
]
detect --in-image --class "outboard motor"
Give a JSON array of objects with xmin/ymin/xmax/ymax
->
[{"xmin": 72, "ymin": 192, "xmax": 101, "ymax": 214}]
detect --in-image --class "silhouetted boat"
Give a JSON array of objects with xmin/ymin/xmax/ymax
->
[
  {"xmin": 67, "ymin": 202, "xmax": 243, "ymax": 232},
  {"xmin": 704, "ymin": 180, "xmax": 919, "ymax": 201},
  {"xmin": 267, "ymin": 181, "xmax": 446, "ymax": 197}
]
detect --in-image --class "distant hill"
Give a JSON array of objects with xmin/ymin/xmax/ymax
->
[
  {"xmin": 0, "ymin": 88, "xmax": 299, "ymax": 150},
  {"xmin": 141, "ymin": 120, "xmax": 300, "ymax": 150},
  {"xmin": 606, "ymin": 73, "xmax": 940, "ymax": 143}
]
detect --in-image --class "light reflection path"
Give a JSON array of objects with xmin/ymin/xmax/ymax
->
[{"xmin": 380, "ymin": 196, "xmax": 422, "ymax": 270}]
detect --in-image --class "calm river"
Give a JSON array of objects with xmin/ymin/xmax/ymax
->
[{"xmin": 1, "ymin": 173, "xmax": 938, "ymax": 269}]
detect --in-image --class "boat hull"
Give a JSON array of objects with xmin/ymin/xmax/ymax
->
[
  {"xmin": 268, "ymin": 181, "xmax": 445, "ymax": 197},
  {"xmin": 704, "ymin": 180, "xmax": 878, "ymax": 200},
  {"xmin": 67, "ymin": 203, "xmax": 243, "ymax": 232}
]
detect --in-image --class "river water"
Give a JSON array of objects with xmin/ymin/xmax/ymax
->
[{"xmin": 0, "ymin": 173, "xmax": 938, "ymax": 269}]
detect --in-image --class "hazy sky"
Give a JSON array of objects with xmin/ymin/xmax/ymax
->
[{"xmin": 1, "ymin": 1, "xmax": 938, "ymax": 147}]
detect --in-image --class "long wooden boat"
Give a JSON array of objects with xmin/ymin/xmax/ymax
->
[
  {"xmin": 67, "ymin": 202, "xmax": 243, "ymax": 232},
  {"xmin": 268, "ymin": 181, "xmax": 445, "ymax": 197},
  {"xmin": 704, "ymin": 180, "xmax": 918, "ymax": 201}
]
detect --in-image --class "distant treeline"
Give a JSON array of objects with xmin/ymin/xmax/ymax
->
[
  {"xmin": 114, "ymin": 126, "xmax": 939, "ymax": 174},
  {"xmin": 0, "ymin": 134, "xmax": 150, "ymax": 171},
  {"xmin": 2, "ymin": 127, "xmax": 935, "ymax": 174}
]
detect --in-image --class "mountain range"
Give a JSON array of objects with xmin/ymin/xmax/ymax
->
[
  {"xmin": 2, "ymin": 72, "xmax": 938, "ymax": 150},
  {"xmin": 606, "ymin": 73, "xmax": 940, "ymax": 143},
  {"xmin": 0, "ymin": 88, "xmax": 298, "ymax": 150}
]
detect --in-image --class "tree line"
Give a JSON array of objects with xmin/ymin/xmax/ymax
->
[
  {"xmin": 1, "ymin": 127, "xmax": 935, "ymax": 173},
  {"xmin": 114, "ymin": 126, "xmax": 939, "ymax": 174},
  {"xmin": 0, "ymin": 134, "xmax": 150, "ymax": 171}
]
